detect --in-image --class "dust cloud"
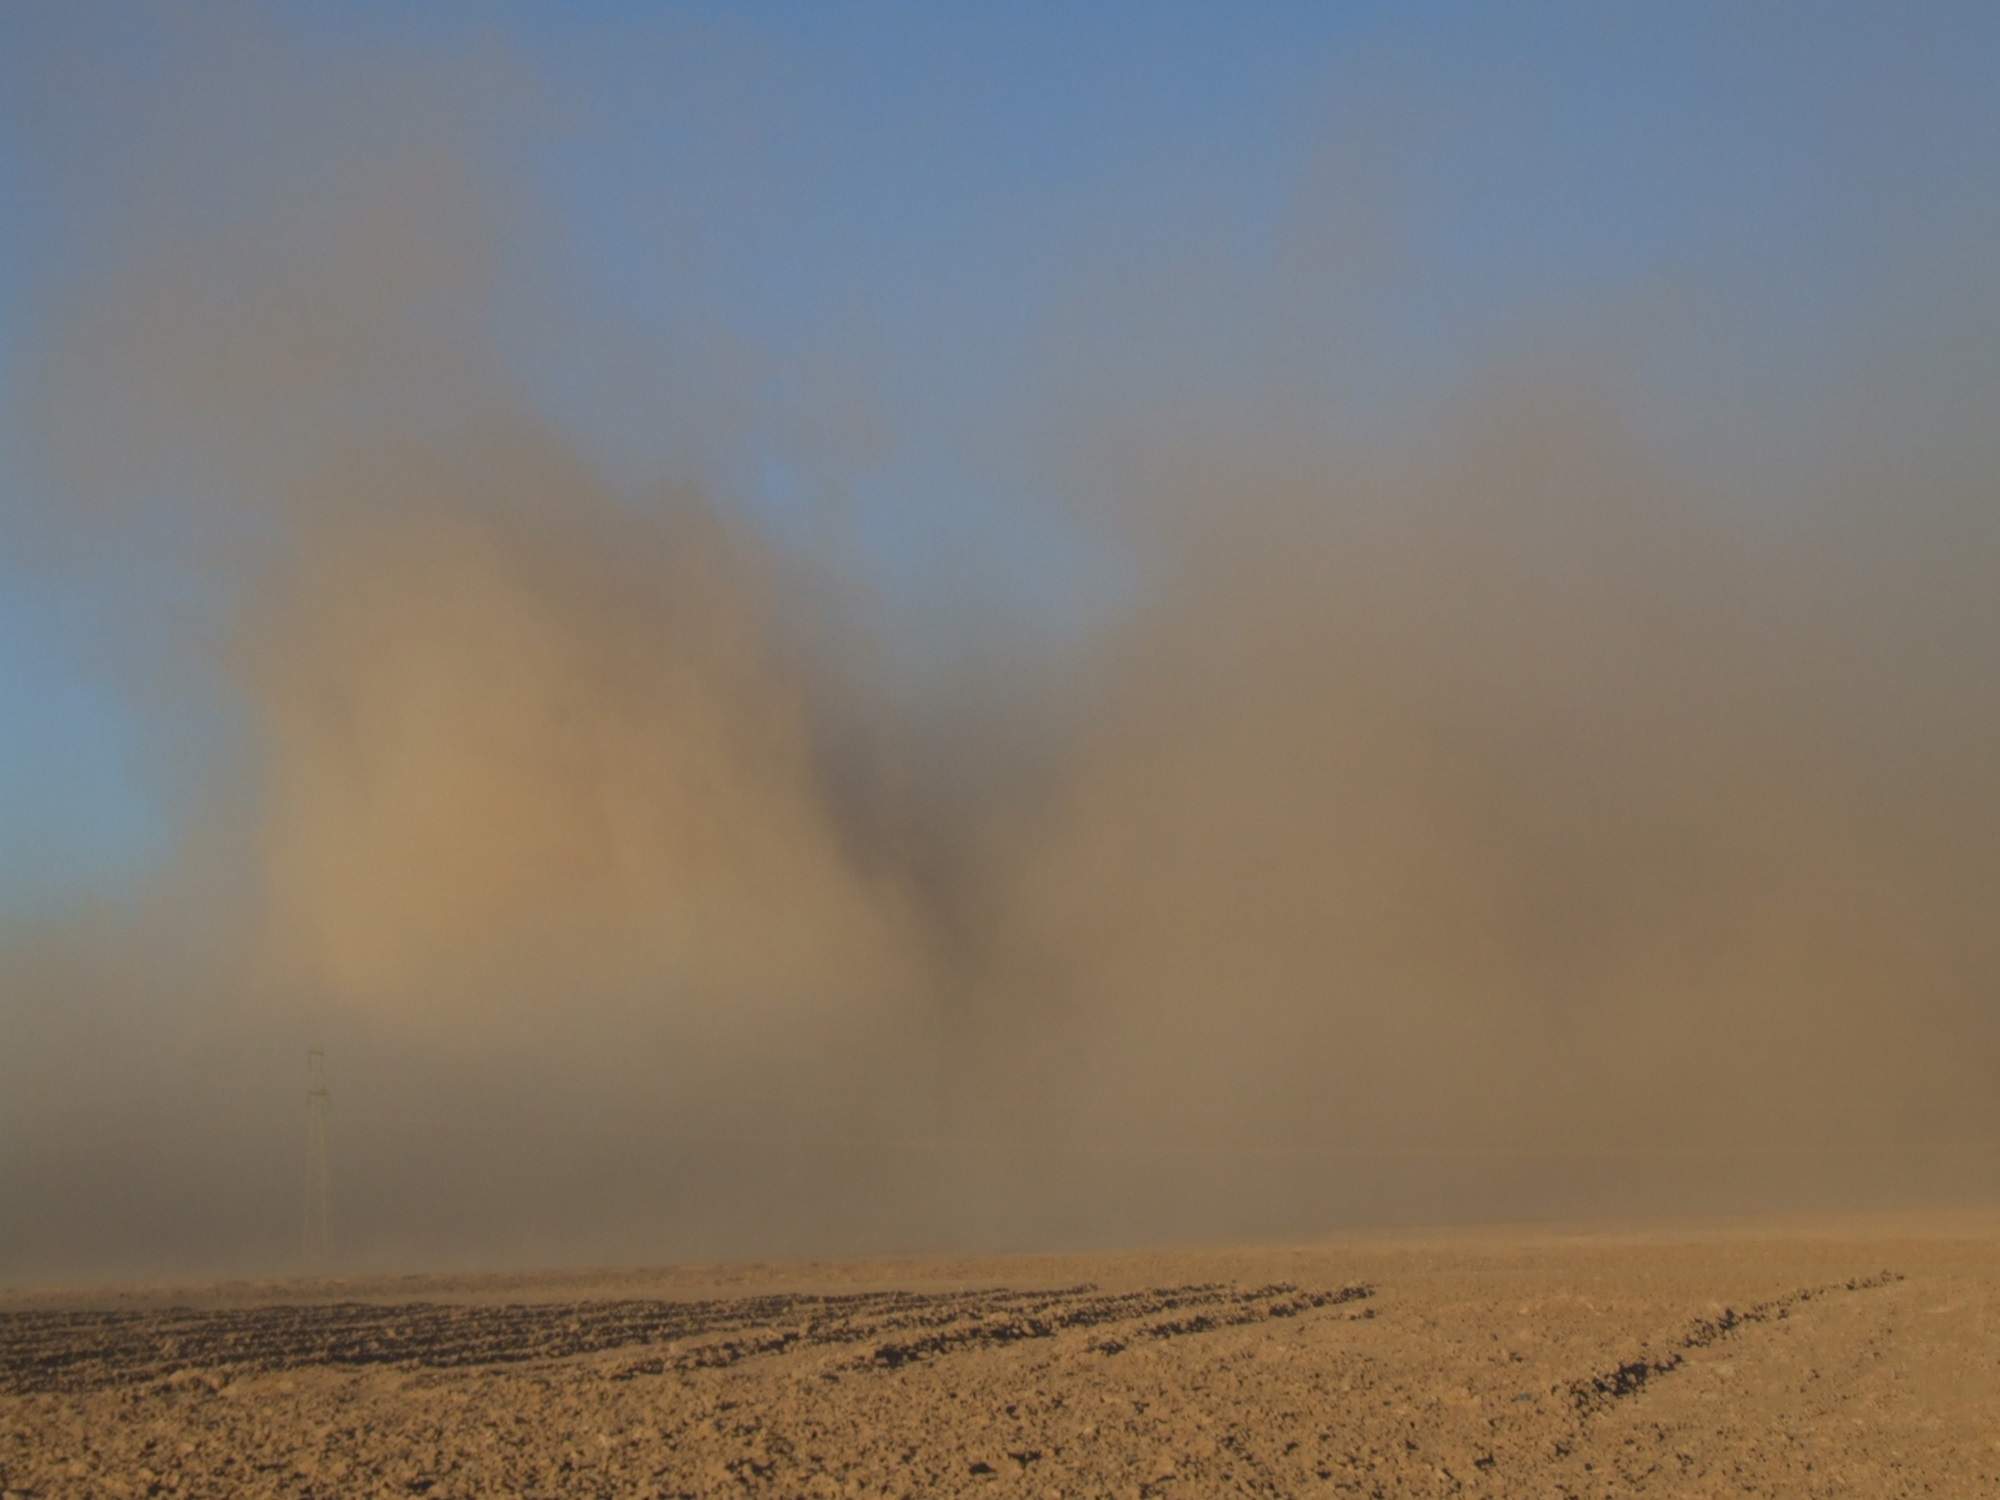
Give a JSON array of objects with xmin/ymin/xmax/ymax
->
[{"xmin": 3, "ymin": 11, "xmax": 1996, "ymax": 1281}]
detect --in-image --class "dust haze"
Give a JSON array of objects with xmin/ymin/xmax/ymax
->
[{"xmin": 4, "ymin": 10, "xmax": 1997, "ymax": 1282}]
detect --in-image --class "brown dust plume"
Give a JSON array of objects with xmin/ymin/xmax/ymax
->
[{"xmin": 2, "ymin": 11, "xmax": 1997, "ymax": 1280}]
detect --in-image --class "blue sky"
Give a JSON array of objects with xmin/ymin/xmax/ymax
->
[{"xmin": 3, "ymin": 1, "xmax": 1997, "ymax": 920}]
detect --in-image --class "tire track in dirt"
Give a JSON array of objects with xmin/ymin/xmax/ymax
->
[
  {"xmin": 1560, "ymin": 1269, "xmax": 1904, "ymax": 1419},
  {"xmin": 1087, "ymin": 1282, "xmax": 1376, "ymax": 1357},
  {"xmin": 0, "ymin": 1281, "xmax": 1376, "ymax": 1394},
  {"xmin": 0, "ymin": 1289, "xmax": 1004, "ymax": 1393},
  {"xmin": 608, "ymin": 1281, "xmax": 1375, "ymax": 1378},
  {"xmin": 857, "ymin": 1281, "xmax": 1374, "ymax": 1371}
]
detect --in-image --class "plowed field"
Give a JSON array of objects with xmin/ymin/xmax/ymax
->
[{"xmin": 4, "ymin": 1217, "xmax": 1995, "ymax": 1497}]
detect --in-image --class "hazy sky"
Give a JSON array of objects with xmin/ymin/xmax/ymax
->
[
  {"xmin": 2, "ymin": 4, "xmax": 1997, "ymax": 1281},
  {"xmin": 4, "ymin": 1, "xmax": 1994, "ymax": 909}
]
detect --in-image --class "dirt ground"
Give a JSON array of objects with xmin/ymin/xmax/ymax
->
[{"xmin": 3, "ymin": 1213, "xmax": 1996, "ymax": 1497}]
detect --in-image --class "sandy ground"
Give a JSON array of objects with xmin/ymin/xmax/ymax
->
[{"xmin": 3, "ymin": 1213, "xmax": 1997, "ymax": 1497}]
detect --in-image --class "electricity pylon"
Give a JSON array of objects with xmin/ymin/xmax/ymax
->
[{"xmin": 304, "ymin": 1046, "xmax": 332, "ymax": 1268}]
